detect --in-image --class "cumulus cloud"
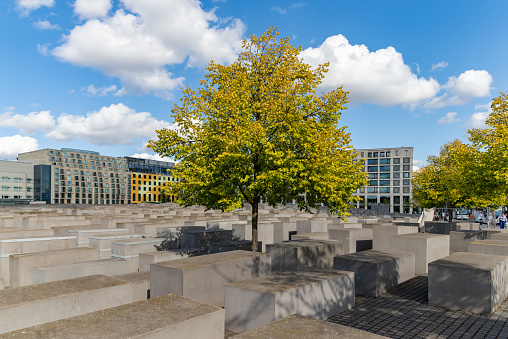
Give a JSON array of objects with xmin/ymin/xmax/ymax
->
[
  {"xmin": 51, "ymin": 0, "xmax": 245, "ymax": 98},
  {"xmin": 0, "ymin": 135, "xmax": 39, "ymax": 159},
  {"xmin": 74, "ymin": 0, "xmax": 112, "ymax": 20},
  {"xmin": 81, "ymin": 84, "xmax": 118, "ymax": 97},
  {"xmin": 437, "ymin": 112, "xmax": 460, "ymax": 125},
  {"xmin": 466, "ymin": 103, "xmax": 492, "ymax": 131},
  {"xmin": 413, "ymin": 159, "xmax": 424, "ymax": 172},
  {"xmin": 44, "ymin": 103, "xmax": 173, "ymax": 145},
  {"xmin": 0, "ymin": 109, "xmax": 55, "ymax": 134},
  {"xmin": 130, "ymin": 153, "xmax": 174, "ymax": 162},
  {"xmin": 425, "ymin": 70, "xmax": 493, "ymax": 109},
  {"xmin": 300, "ymin": 35, "xmax": 440, "ymax": 106},
  {"xmin": 271, "ymin": 6, "xmax": 287, "ymax": 14},
  {"xmin": 37, "ymin": 43, "xmax": 51, "ymax": 56},
  {"xmin": 430, "ymin": 61, "xmax": 448, "ymax": 72},
  {"xmin": 16, "ymin": 0, "xmax": 54, "ymax": 15},
  {"xmin": 33, "ymin": 20, "xmax": 60, "ymax": 30}
]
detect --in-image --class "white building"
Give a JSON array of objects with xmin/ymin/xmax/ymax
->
[
  {"xmin": 353, "ymin": 147, "xmax": 414, "ymax": 213},
  {"xmin": 0, "ymin": 160, "xmax": 34, "ymax": 203}
]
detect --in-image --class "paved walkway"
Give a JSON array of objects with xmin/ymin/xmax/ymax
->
[{"xmin": 327, "ymin": 275, "xmax": 508, "ymax": 338}]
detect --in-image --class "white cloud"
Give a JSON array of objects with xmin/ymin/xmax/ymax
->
[
  {"xmin": 33, "ymin": 20, "xmax": 60, "ymax": 30},
  {"xmin": 0, "ymin": 109, "xmax": 55, "ymax": 134},
  {"xmin": 16, "ymin": 0, "xmax": 54, "ymax": 15},
  {"xmin": 425, "ymin": 70, "xmax": 493, "ymax": 109},
  {"xmin": 300, "ymin": 35, "xmax": 440, "ymax": 106},
  {"xmin": 475, "ymin": 102, "xmax": 491, "ymax": 111},
  {"xmin": 130, "ymin": 153, "xmax": 174, "ymax": 162},
  {"xmin": 466, "ymin": 102, "xmax": 492, "ymax": 130},
  {"xmin": 74, "ymin": 0, "xmax": 112, "ymax": 20},
  {"xmin": 272, "ymin": 6, "xmax": 287, "ymax": 14},
  {"xmin": 430, "ymin": 61, "xmax": 448, "ymax": 72},
  {"xmin": 413, "ymin": 159, "xmax": 424, "ymax": 172},
  {"xmin": 44, "ymin": 103, "xmax": 173, "ymax": 145},
  {"xmin": 437, "ymin": 112, "xmax": 460, "ymax": 125},
  {"xmin": 0, "ymin": 135, "xmax": 39, "ymax": 159},
  {"xmin": 37, "ymin": 43, "xmax": 51, "ymax": 56},
  {"xmin": 290, "ymin": 2, "xmax": 307, "ymax": 8},
  {"xmin": 52, "ymin": 0, "xmax": 245, "ymax": 98},
  {"xmin": 81, "ymin": 84, "xmax": 118, "ymax": 97}
]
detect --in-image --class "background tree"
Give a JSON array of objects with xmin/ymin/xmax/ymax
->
[{"xmin": 148, "ymin": 28, "xmax": 367, "ymax": 251}]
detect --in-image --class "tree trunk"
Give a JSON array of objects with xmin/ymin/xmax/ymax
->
[{"xmin": 251, "ymin": 197, "xmax": 259, "ymax": 252}]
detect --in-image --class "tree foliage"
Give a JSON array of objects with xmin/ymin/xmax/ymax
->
[
  {"xmin": 413, "ymin": 91, "xmax": 508, "ymax": 209},
  {"xmin": 148, "ymin": 28, "xmax": 367, "ymax": 251}
]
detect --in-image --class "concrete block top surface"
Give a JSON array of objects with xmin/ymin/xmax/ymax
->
[
  {"xmin": 0, "ymin": 294, "xmax": 222, "ymax": 339},
  {"xmin": 450, "ymin": 230, "xmax": 486, "ymax": 234},
  {"xmin": 112, "ymin": 271, "xmax": 150, "ymax": 283},
  {"xmin": 395, "ymin": 233, "xmax": 448, "ymax": 239},
  {"xmin": 268, "ymin": 239, "xmax": 339, "ymax": 248},
  {"xmin": 226, "ymin": 268, "xmax": 353, "ymax": 293},
  {"xmin": 89, "ymin": 233, "xmax": 149, "ymax": 240},
  {"xmin": 111, "ymin": 237, "xmax": 160, "ymax": 245},
  {"xmin": 234, "ymin": 314, "xmax": 388, "ymax": 339},
  {"xmin": 156, "ymin": 250, "xmax": 266, "ymax": 270},
  {"xmin": 0, "ymin": 275, "xmax": 127, "ymax": 308},
  {"xmin": 430, "ymin": 252, "xmax": 508, "ymax": 271},
  {"xmin": 338, "ymin": 249, "xmax": 415, "ymax": 263},
  {"xmin": 9, "ymin": 247, "xmax": 96, "ymax": 258},
  {"xmin": 470, "ymin": 240, "xmax": 508, "ymax": 246}
]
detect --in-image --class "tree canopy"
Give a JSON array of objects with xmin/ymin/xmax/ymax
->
[
  {"xmin": 412, "ymin": 91, "xmax": 508, "ymax": 209},
  {"xmin": 148, "ymin": 28, "xmax": 367, "ymax": 251}
]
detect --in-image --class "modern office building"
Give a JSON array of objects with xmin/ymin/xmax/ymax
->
[
  {"xmin": 17, "ymin": 148, "xmax": 177, "ymax": 205},
  {"xmin": 352, "ymin": 147, "xmax": 414, "ymax": 213},
  {"xmin": 0, "ymin": 160, "xmax": 34, "ymax": 205}
]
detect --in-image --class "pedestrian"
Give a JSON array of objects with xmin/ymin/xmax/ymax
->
[
  {"xmin": 488, "ymin": 212, "xmax": 493, "ymax": 229},
  {"xmin": 499, "ymin": 212, "xmax": 507, "ymax": 230},
  {"xmin": 478, "ymin": 211, "xmax": 484, "ymax": 225}
]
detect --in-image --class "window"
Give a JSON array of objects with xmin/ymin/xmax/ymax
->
[
  {"xmin": 13, "ymin": 177, "xmax": 21, "ymax": 182},
  {"xmin": 26, "ymin": 178, "xmax": 32, "ymax": 183},
  {"xmin": 393, "ymin": 180, "xmax": 400, "ymax": 186},
  {"xmin": 367, "ymin": 166, "xmax": 378, "ymax": 172},
  {"xmin": 394, "ymin": 173, "xmax": 400, "ymax": 178},
  {"xmin": 403, "ymin": 157, "xmax": 410, "ymax": 163},
  {"xmin": 360, "ymin": 152, "xmax": 365, "ymax": 158},
  {"xmin": 386, "ymin": 151, "xmax": 391, "ymax": 157},
  {"xmin": 367, "ymin": 187, "xmax": 378, "ymax": 193},
  {"xmin": 369, "ymin": 180, "xmax": 378, "ymax": 186},
  {"xmin": 379, "ymin": 173, "xmax": 390, "ymax": 179},
  {"xmin": 367, "ymin": 152, "xmax": 372, "ymax": 158},
  {"xmin": 403, "ymin": 179, "xmax": 410, "ymax": 185},
  {"xmin": 380, "ymin": 159, "xmax": 390, "ymax": 164},
  {"xmin": 403, "ymin": 165, "xmax": 410, "ymax": 171},
  {"xmin": 405, "ymin": 150, "xmax": 409, "ymax": 156},
  {"xmin": 373, "ymin": 152, "xmax": 379, "ymax": 157},
  {"xmin": 393, "ymin": 158, "xmax": 400, "ymax": 164},
  {"xmin": 380, "ymin": 187, "xmax": 390, "ymax": 193},
  {"xmin": 1, "ymin": 177, "xmax": 9, "ymax": 182},
  {"xmin": 380, "ymin": 152, "xmax": 385, "ymax": 157},
  {"xmin": 393, "ymin": 165, "xmax": 400, "ymax": 171},
  {"xmin": 380, "ymin": 166, "xmax": 390, "ymax": 172},
  {"xmin": 55, "ymin": 168, "xmax": 59, "ymax": 173},
  {"xmin": 1, "ymin": 186, "xmax": 9, "ymax": 191},
  {"xmin": 403, "ymin": 187, "xmax": 410, "ymax": 193},
  {"xmin": 380, "ymin": 180, "xmax": 390, "ymax": 186},
  {"xmin": 395, "ymin": 150, "xmax": 399, "ymax": 156},
  {"xmin": 393, "ymin": 187, "xmax": 400, "ymax": 193},
  {"xmin": 367, "ymin": 159, "xmax": 378, "ymax": 165},
  {"xmin": 13, "ymin": 187, "xmax": 21, "ymax": 191},
  {"xmin": 403, "ymin": 172, "xmax": 410, "ymax": 178},
  {"xmin": 368, "ymin": 173, "xmax": 378, "ymax": 179}
]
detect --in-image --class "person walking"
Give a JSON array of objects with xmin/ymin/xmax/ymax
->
[
  {"xmin": 488, "ymin": 212, "xmax": 494, "ymax": 229},
  {"xmin": 499, "ymin": 212, "xmax": 507, "ymax": 230}
]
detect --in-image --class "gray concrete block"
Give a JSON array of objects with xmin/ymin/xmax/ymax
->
[
  {"xmin": 333, "ymin": 249, "xmax": 415, "ymax": 297},
  {"xmin": 390, "ymin": 233, "xmax": 449, "ymax": 274},
  {"xmin": 469, "ymin": 240, "xmax": 508, "ymax": 256},
  {"xmin": 233, "ymin": 314, "xmax": 388, "ymax": 338},
  {"xmin": 180, "ymin": 229, "xmax": 233, "ymax": 250},
  {"xmin": 428, "ymin": 252, "xmax": 508, "ymax": 314},
  {"xmin": 225, "ymin": 268, "xmax": 355, "ymax": 333},
  {"xmin": 373, "ymin": 225, "xmax": 418, "ymax": 251},
  {"xmin": 1, "ymin": 294, "xmax": 225, "ymax": 338},
  {"xmin": 328, "ymin": 228, "xmax": 373, "ymax": 254},
  {"xmin": 267, "ymin": 239, "xmax": 343, "ymax": 272},
  {"xmin": 449, "ymin": 230, "xmax": 488, "ymax": 252},
  {"xmin": 150, "ymin": 250, "xmax": 271, "ymax": 307}
]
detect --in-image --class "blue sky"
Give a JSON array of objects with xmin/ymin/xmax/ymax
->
[{"xmin": 1, "ymin": 0, "xmax": 507, "ymax": 170}]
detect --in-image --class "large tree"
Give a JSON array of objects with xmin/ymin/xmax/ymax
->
[{"xmin": 148, "ymin": 28, "xmax": 367, "ymax": 251}]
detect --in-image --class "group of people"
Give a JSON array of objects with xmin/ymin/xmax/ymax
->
[{"xmin": 478, "ymin": 211, "xmax": 507, "ymax": 229}]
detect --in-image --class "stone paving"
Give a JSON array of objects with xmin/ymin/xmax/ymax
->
[
  {"xmin": 226, "ymin": 275, "xmax": 508, "ymax": 338},
  {"xmin": 327, "ymin": 275, "xmax": 508, "ymax": 339}
]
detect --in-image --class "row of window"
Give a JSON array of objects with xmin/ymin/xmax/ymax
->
[
  {"xmin": 368, "ymin": 179, "xmax": 410, "ymax": 186},
  {"xmin": 1, "ymin": 195, "xmax": 31, "ymax": 199},
  {"xmin": 364, "ymin": 150, "xmax": 409, "ymax": 158},
  {"xmin": 364, "ymin": 187, "xmax": 411, "ymax": 193},
  {"xmin": 367, "ymin": 166, "xmax": 412, "ymax": 174},
  {"xmin": 1, "ymin": 177, "xmax": 32, "ymax": 183},
  {"xmin": 1, "ymin": 186, "xmax": 31, "ymax": 191},
  {"xmin": 49, "ymin": 151, "xmax": 126, "ymax": 164},
  {"xmin": 366, "ymin": 158, "xmax": 411, "ymax": 165}
]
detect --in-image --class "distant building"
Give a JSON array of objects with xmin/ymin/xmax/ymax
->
[
  {"xmin": 0, "ymin": 160, "xmax": 34, "ymax": 205},
  {"xmin": 352, "ymin": 147, "xmax": 414, "ymax": 213},
  {"xmin": 17, "ymin": 148, "xmax": 177, "ymax": 205}
]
